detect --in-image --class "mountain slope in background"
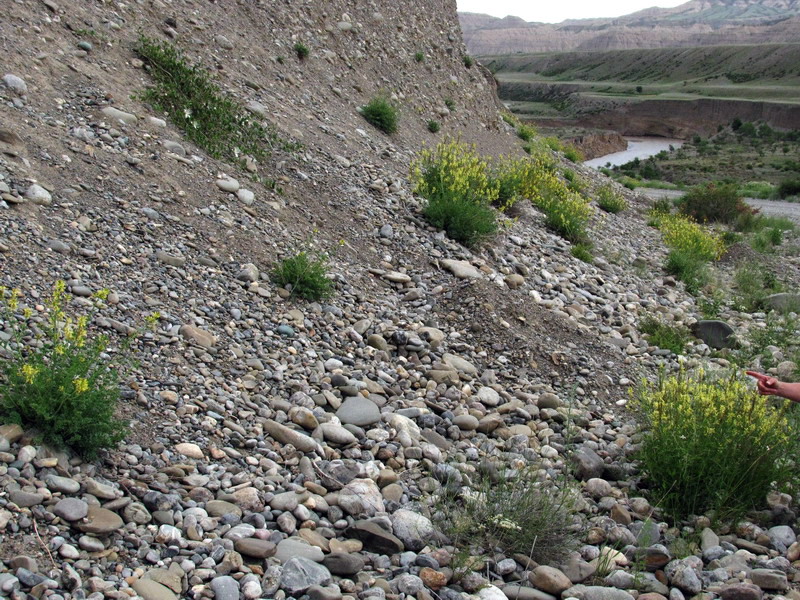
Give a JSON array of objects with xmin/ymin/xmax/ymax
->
[{"xmin": 460, "ymin": 0, "xmax": 800, "ymax": 54}]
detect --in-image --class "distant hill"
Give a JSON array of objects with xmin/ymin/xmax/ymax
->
[{"xmin": 459, "ymin": 0, "xmax": 800, "ymax": 54}]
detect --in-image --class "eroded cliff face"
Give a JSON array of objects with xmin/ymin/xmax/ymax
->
[{"xmin": 459, "ymin": 2, "xmax": 800, "ymax": 55}]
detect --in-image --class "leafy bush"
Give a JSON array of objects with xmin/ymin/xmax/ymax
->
[
  {"xmin": 659, "ymin": 214, "xmax": 725, "ymax": 262},
  {"xmin": 562, "ymin": 144, "xmax": 584, "ymax": 163},
  {"xmin": 294, "ymin": 42, "xmax": 310, "ymax": 60},
  {"xmin": 677, "ymin": 182, "xmax": 746, "ymax": 224},
  {"xmin": 423, "ymin": 196, "xmax": 498, "ymax": 248},
  {"xmin": 135, "ymin": 36, "xmax": 291, "ymax": 164},
  {"xmin": 596, "ymin": 184, "xmax": 628, "ymax": 213},
  {"xmin": 665, "ymin": 250, "xmax": 710, "ymax": 294},
  {"xmin": 411, "ymin": 140, "xmax": 499, "ymax": 247},
  {"xmin": 271, "ymin": 251, "xmax": 334, "ymax": 300},
  {"xmin": 0, "ymin": 283, "xmax": 131, "ymax": 459},
  {"xmin": 639, "ymin": 315, "xmax": 691, "ymax": 354},
  {"xmin": 501, "ymin": 113, "xmax": 517, "ymax": 127},
  {"xmin": 414, "ymin": 51, "xmax": 424, "ymax": 63},
  {"xmin": 361, "ymin": 96, "xmax": 399, "ymax": 134},
  {"xmin": 734, "ymin": 262, "xmax": 782, "ymax": 312},
  {"xmin": 537, "ymin": 189, "xmax": 593, "ymax": 242},
  {"xmin": 463, "ymin": 55, "xmax": 474, "ymax": 68},
  {"xmin": 516, "ymin": 123, "xmax": 537, "ymax": 143},
  {"xmin": 427, "ymin": 120, "xmax": 440, "ymax": 133},
  {"xmin": 751, "ymin": 226, "xmax": 784, "ymax": 252},
  {"xmin": 635, "ymin": 370, "xmax": 800, "ymax": 522},
  {"xmin": 571, "ymin": 242, "xmax": 593, "ymax": 263},
  {"xmin": 740, "ymin": 181, "xmax": 776, "ymax": 200},
  {"xmin": 433, "ymin": 464, "xmax": 579, "ymax": 563},
  {"xmin": 777, "ymin": 178, "xmax": 800, "ymax": 199},
  {"xmin": 444, "ymin": 98, "xmax": 456, "ymax": 112}
]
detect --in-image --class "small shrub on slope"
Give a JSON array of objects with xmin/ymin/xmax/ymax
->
[
  {"xmin": 657, "ymin": 213, "xmax": 724, "ymax": 293},
  {"xmin": 677, "ymin": 182, "xmax": 746, "ymax": 224},
  {"xmin": 271, "ymin": 251, "xmax": 334, "ymax": 300},
  {"xmin": 361, "ymin": 97, "xmax": 399, "ymax": 135},
  {"xmin": 635, "ymin": 370, "xmax": 800, "ymax": 522},
  {"xmin": 433, "ymin": 464, "xmax": 579, "ymax": 563},
  {"xmin": 596, "ymin": 184, "xmax": 627, "ymax": 214},
  {"xmin": 639, "ymin": 315, "xmax": 690, "ymax": 354},
  {"xmin": 0, "ymin": 283, "xmax": 130, "ymax": 459},
  {"xmin": 135, "ymin": 36, "xmax": 291, "ymax": 164}
]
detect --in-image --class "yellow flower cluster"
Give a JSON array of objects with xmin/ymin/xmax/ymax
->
[
  {"xmin": 658, "ymin": 214, "xmax": 725, "ymax": 261},
  {"xmin": 639, "ymin": 371, "xmax": 793, "ymax": 447},
  {"xmin": 19, "ymin": 363, "xmax": 40, "ymax": 384},
  {"xmin": 411, "ymin": 139, "xmax": 498, "ymax": 205}
]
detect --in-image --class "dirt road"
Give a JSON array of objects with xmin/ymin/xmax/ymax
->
[{"xmin": 638, "ymin": 188, "xmax": 800, "ymax": 224}]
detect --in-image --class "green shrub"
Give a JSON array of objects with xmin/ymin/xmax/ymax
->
[
  {"xmin": 294, "ymin": 42, "xmax": 310, "ymax": 60},
  {"xmin": 271, "ymin": 251, "xmax": 334, "ymax": 300},
  {"xmin": 659, "ymin": 214, "xmax": 725, "ymax": 262},
  {"xmin": 734, "ymin": 262, "xmax": 782, "ymax": 312},
  {"xmin": 543, "ymin": 137, "xmax": 562, "ymax": 152},
  {"xmin": 751, "ymin": 227, "xmax": 783, "ymax": 252},
  {"xmin": 361, "ymin": 96, "xmax": 399, "ymax": 134},
  {"xmin": 571, "ymin": 242, "xmax": 593, "ymax": 263},
  {"xmin": 563, "ymin": 145, "xmax": 584, "ymax": 163},
  {"xmin": 427, "ymin": 120, "xmax": 440, "ymax": 133},
  {"xmin": 463, "ymin": 55, "xmax": 474, "ymax": 68},
  {"xmin": 677, "ymin": 182, "xmax": 746, "ymax": 224},
  {"xmin": 635, "ymin": 370, "xmax": 800, "ymax": 522},
  {"xmin": 135, "ymin": 36, "xmax": 291, "ymax": 164},
  {"xmin": 740, "ymin": 181, "xmax": 776, "ymax": 199},
  {"xmin": 639, "ymin": 315, "xmax": 691, "ymax": 354},
  {"xmin": 517, "ymin": 123, "xmax": 537, "ymax": 143},
  {"xmin": 444, "ymin": 98, "xmax": 456, "ymax": 112},
  {"xmin": 414, "ymin": 51, "xmax": 425, "ymax": 63},
  {"xmin": 433, "ymin": 464, "xmax": 579, "ymax": 563},
  {"xmin": 501, "ymin": 113, "xmax": 517, "ymax": 127},
  {"xmin": 596, "ymin": 184, "xmax": 628, "ymax": 213},
  {"xmin": 650, "ymin": 198, "xmax": 673, "ymax": 216},
  {"xmin": 412, "ymin": 140, "xmax": 498, "ymax": 247},
  {"xmin": 537, "ymin": 189, "xmax": 593, "ymax": 243},
  {"xmin": 0, "ymin": 283, "xmax": 131, "ymax": 459},
  {"xmin": 777, "ymin": 178, "xmax": 800, "ymax": 199},
  {"xmin": 666, "ymin": 249, "xmax": 710, "ymax": 294},
  {"xmin": 423, "ymin": 195, "xmax": 498, "ymax": 248}
]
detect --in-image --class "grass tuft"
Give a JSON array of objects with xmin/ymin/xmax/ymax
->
[
  {"xmin": 271, "ymin": 251, "xmax": 334, "ymax": 300},
  {"xmin": 361, "ymin": 96, "xmax": 399, "ymax": 135}
]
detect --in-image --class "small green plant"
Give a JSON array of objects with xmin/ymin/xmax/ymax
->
[
  {"xmin": 639, "ymin": 316, "xmax": 691, "ymax": 354},
  {"xmin": 698, "ymin": 290, "xmax": 725, "ymax": 319},
  {"xmin": 571, "ymin": 242, "xmax": 594, "ymax": 263},
  {"xmin": 734, "ymin": 262, "xmax": 782, "ymax": 312},
  {"xmin": 423, "ymin": 196, "xmax": 498, "ymax": 248},
  {"xmin": 563, "ymin": 145, "xmax": 584, "ymax": 163},
  {"xmin": 463, "ymin": 55, "xmax": 474, "ymax": 68},
  {"xmin": 516, "ymin": 123, "xmax": 536, "ymax": 143},
  {"xmin": 414, "ymin": 51, "xmax": 425, "ymax": 63},
  {"xmin": 501, "ymin": 113, "xmax": 517, "ymax": 127},
  {"xmin": 427, "ymin": 120, "xmax": 440, "ymax": 133},
  {"xmin": 135, "ymin": 36, "xmax": 292, "ymax": 164},
  {"xmin": 361, "ymin": 96, "xmax": 399, "ymax": 135},
  {"xmin": 433, "ymin": 463, "xmax": 579, "ymax": 563},
  {"xmin": 0, "ymin": 283, "xmax": 132, "ymax": 459},
  {"xmin": 666, "ymin": 250, "xmax": 710, "ymax": 294},
  {"xmin": 634, "ymin": 370, "xmax": 800, "ymax": 522},
  {"xmin": 777, "ymin": 177, "xmax": 800, "ymax": 199},
  {"xmin": 294, "ymin": 42, "xmax": 310, "ymax": 60},
  {"xmin": 596, "ymin": 184, "xmax": 627, "ymax": 214},
  {"xmin": 657, "ymin": 214, "xmax": 724, "ymax": 294},
  {"xmin": 677, "ymin": 182, "xmax": 746, "ymax": 224},
  {"xmin": 271, "ymin": 251, "xmax": 335, "ymax": 301},
  {"xmin": 444, "ymin": 98, "xmax": 456, "ymax": 112},
  {"xmin": 751, "ymin": 227, "xmax": 784, "ymax": 252}
]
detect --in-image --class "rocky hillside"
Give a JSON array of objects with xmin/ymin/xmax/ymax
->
[
  {"xmin": 2, "ymin": 1, "xmax": 800, "ymax": 600},
  {"xmin": 459, "ymin": 0, "xmax": 800, "ymax": 54}
]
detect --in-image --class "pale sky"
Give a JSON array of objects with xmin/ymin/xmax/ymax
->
[{"xmin": 457, "ymin": 0, "xmax": 688, "ymax": 23}]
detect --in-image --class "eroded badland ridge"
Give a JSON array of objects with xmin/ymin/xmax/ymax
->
[{"xmin": 3, "ymin": 1, "xmax": 800, "ymax": 600}]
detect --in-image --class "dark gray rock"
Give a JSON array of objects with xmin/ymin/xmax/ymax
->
[
  {"xmin": 280, "ymin": 557, "xmax": 332, "ymax": 595},
  {"xmin": 572, "ymin": 446, "xmax": 605, "ymax": 481},
  {"xmin": 691, "ymin": 320, "xmax": 735, "ymax": 349},
  {"xmin": 322, "ymin": 553, "xmax": 365, "ymax": 576}
]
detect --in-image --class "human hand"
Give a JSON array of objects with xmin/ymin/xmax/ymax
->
[{"xmin": 746, "ymin": 371, "xmax": 781, "ymax": 396}]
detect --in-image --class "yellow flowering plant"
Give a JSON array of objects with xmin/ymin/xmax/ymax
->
[
  {"xmin": 634, "ymin": 369, "xmax": 800, "ymax": 522},
  {"xmin": 0, "ymin": 282, "xmax": 137, "ymax": 459}
]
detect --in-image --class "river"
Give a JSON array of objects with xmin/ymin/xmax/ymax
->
[{"xmin": 584, "ymin": 137, "xmax": 683, "ymax": 169}]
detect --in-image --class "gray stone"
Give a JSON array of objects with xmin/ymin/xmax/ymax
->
[
  {"xmin": 75, "ymin": 505, "xmax": 123, "ymax": 534},
  {"xmin": 691, "ymin": 320, "xmax": 735, "ymax": 349},
  {"xmin": 563, "ymin": 585, "xmax": 635, "ymax": 600},
  {"xmin": 339, "ymin": 478, "xmax": 384, "ymax": 516},
  {"xmin": 442, "ymin": 259, "xmax": 482, "ymax": 279},
  {"xmin": 132, "ymin": 579, "xmax": 178, "ymax": 600},
  {"xmin": 101, "ymin": 107, "xmax": 138, "ymax": 125},
  {"xmin": 53, "ymin": 498, "xmax": 89, "ymax": 521},
  {"xmin": 442, "ymin": 353, "xmax": 478, "ymax": 375},
  {"xmin": 668, "ymin": 563, "xmax": 702, "ymax": 594},
  {"xmin": 156, "ymin": 250, "xmax": 186, "ymax": 267},
  {"xmin": 763, "ymin": 293, "xmax": 800, "ymax": 313},
  {"xmin": 336, "ymin": 397, "xmax": 381, "ymax": 427},
  {"xmin": 9, "ymin": 490, "xmax": 44, "ymax": 508},
  {"xmin": 2, "ymin": 74, "xmax": 27, "ymax": 94},
  {"xmin": 503, "ymin": 585, "xmax": 558, "ymax": 600},
  {"xmin": 572, "ymin": 446, "xmax": 605, "ymax": 481},
  {"xmin": 767, "ymin": 525, "xmax": 795, "ymax": 550},
  {"xmin": 280, "ymin": 557, "xmax": 332, "ymax": 595},
  {"xmin": 210, "ymin": 575, "xmax": 239, "ymax": 600},
  {"xmin": 749, "ymin": 569, "xmax": 788, "ymax": 591},
  {"xmin": 531, "ymin": 566, "xmax": 573, "ymax": 595},
  {"xmin": 276, "ymin": 538, "xmax": 324, "ymax": 563},
  {"xmin": 179, "ymin": 325, "xmax": 215, "ymax": 348},
  {"xmin": 322, "ymin": 552, "xmax": 365, "ymax": 575},
  {"xmin": 206, "ymin": 500, "xmax": 242, "ymax": 518},
  {"xmin": 700, "ymin": 528, "xmax": 719, "ymax": 552},
  {"xmin": 348, "ymin": 521, "xmax": 404, "ymax": 554},
  {"xmin": 263, "ymin": 420, "xmax": 321, "ymax": 453},
  {"xmin": 237, "ymin": 263, "xmax": 259, "ymax": 282},
  {"xmin": 719, "ymin": 583, "xmax": 762, "ymax": 600},
  {"xmin": 25, "ymin": 184, "xmax": 52, "ymax": 205},
  {"xmin": 390, "ymin": 509, "xmax": 434, "ymax": 551},
  {"xmin": 216, "ymin": 177, "xmax": 240, "ymax": 193},
  {"xmin": 234, "ymin": 538, "xmax": 276, "ymax": 559}
]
